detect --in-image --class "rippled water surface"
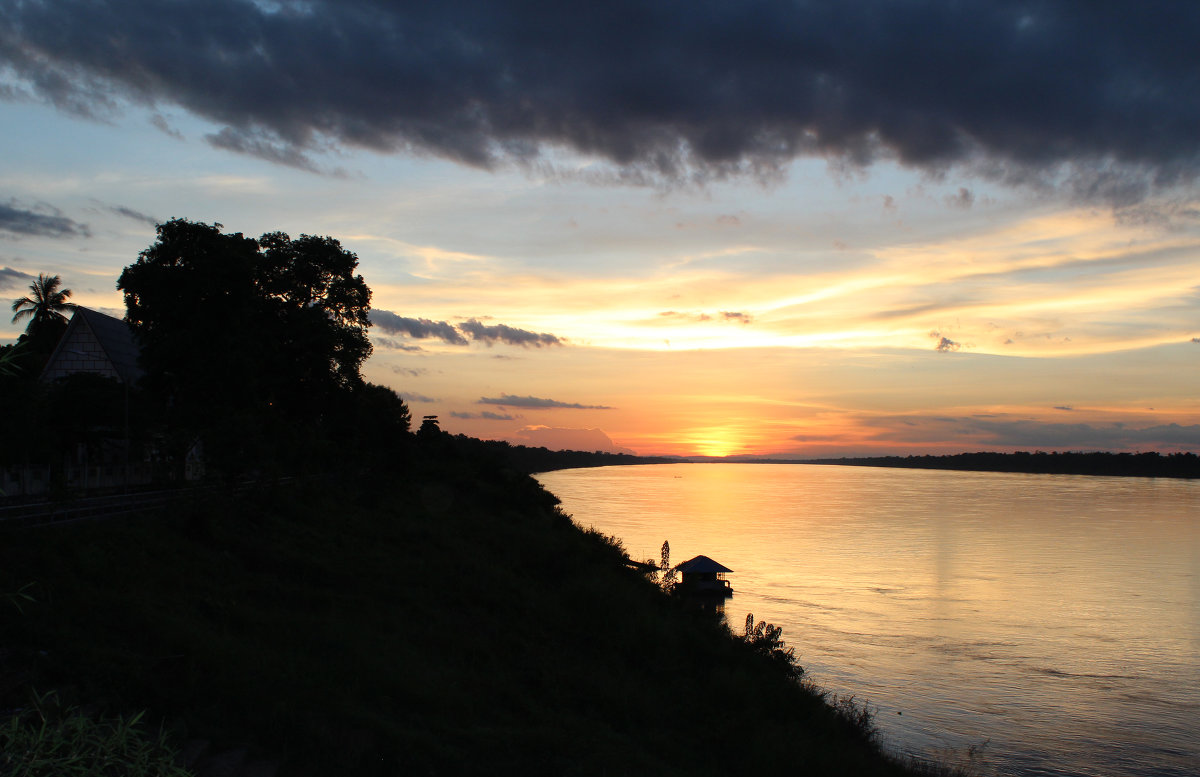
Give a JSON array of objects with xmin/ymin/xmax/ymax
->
[{"xmin": 537, "ymin": 463, "xmax": 1200, "ymax": 777}]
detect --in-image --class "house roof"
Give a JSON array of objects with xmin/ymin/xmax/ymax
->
[
  {"xmin": 675, "ymin": 555, "xmax": 734, "ymax": 574},
  {"xmin": 40, "ymin": 307, "xmax": 144, "ymax": 385}
]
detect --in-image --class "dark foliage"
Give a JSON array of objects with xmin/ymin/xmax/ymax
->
[{"xmin": 0, "ymin": 368, "xmax": 154, "ymax": 481}]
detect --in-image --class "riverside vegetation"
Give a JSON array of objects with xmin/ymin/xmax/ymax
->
[{"xmin": 2, "ymin": 220, "xmax": 950, "ymax": 775}]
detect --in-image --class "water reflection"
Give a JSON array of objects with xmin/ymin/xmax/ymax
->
[{"xmin": 538, "ymin": 463, "xmax": 1200, "ymax": 777}]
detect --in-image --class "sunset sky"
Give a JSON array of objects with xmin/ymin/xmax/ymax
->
[{"xmin": 2, "ymin": 1, "xmax": 1198, "ymax": 457}]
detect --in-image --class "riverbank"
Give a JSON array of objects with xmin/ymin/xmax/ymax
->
[
  {"xmin": 790, "ymin": 450, "xmax": 1199, "ymax": 478},
  {"xmin": 1, "ymin": 462, "xmax": 939, "ymax": 776}
]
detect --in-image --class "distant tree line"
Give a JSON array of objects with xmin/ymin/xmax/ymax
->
[{"xmin": 800, "ymin": 451, "xmax": 1200, "ymax": 479}]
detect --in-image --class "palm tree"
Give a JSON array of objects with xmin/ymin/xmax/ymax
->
[{"xmin": 11, "ymin": 273, "xmax": 75, "ymax": 338}]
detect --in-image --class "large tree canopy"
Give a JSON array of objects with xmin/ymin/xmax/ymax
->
[{"xmin": 118, "ymin": 219, "xmax": 374, "ymax": 464}]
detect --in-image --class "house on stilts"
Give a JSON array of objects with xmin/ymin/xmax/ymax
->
[{"xmin": 675, "ymin": 555, "xmax": 734, "ymax": 597}]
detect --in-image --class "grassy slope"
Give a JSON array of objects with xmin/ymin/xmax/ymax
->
[{"xmin": 2, "ymin": 463, "xmax": 920, "ymax": 776}]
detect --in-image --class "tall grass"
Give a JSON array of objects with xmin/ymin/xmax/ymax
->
[{"xmin": 0, "ymin": 691, "xmax": 192, "ymax": 777}]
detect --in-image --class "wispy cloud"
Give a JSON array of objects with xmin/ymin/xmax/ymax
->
[
  {"xmin": 206, "ymin": 126, "xmax": 347, "ymax": 177},
  {"xmin": 378, "ymin": 338, "xmax": 425, "ymax": 352},
  {"xmin": 106, "ymin": 204, "xmax": 157, "ymax": 226},
  {"xmin": 654, "ymin": 310, "xmax": 754, "ymax": 325},
  {"xmin": 149, "ymin": 113, "xmax": 183, "ymax": 140},
  {"xmin": 451, "ymin": 411, "xmax": 516, "ymax": 421},
  {"xmin": 944, "ymin": 187, "xmax": 975, "ymax": 209},
  {"xmin": 479, "ymin": 394, "xmax": 613, "ymax": 410},
  {"xmin": 87, "ymin": 201, "xmax": 158, "ymax": 227}
]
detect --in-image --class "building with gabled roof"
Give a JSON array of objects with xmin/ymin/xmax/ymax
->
[{"xmin": 40, "ymin": 307, "xmax": 143, "ymax": 385}]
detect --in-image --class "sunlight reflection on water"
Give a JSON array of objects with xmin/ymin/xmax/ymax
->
[{"xmin": 537, "ymin": 463, "xmax": 1200, "ymax": 777}]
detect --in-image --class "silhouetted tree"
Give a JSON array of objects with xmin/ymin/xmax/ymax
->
[
  {"xmin": 340, "ymin": 382, "xmax": 413, "ymax": 462},
  {"xmin": 117, "ymin": 219, "xmax": 374, "ymax": 473},
  {"xmin": 659, "ymin": 540, "xmax": 677, "ymax": 591},
  {"xmin": 10, "ymin": 273, "xmax": 74, "ymax": 361},
  {"xmin": 257, "ymin": 231, "xmax": 373, "ymax": 411},
  {"xmin": 11, "ymin": 273, "xmax": 74, "ymax": 337}
]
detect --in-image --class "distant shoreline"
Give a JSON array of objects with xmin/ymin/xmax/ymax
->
[{"xmin": 717, "ymin": 451, "xmax": 1200, "ymax": 479}]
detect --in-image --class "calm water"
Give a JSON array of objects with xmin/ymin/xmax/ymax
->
[{"xmin": 536, "ymin": 463, "xmax": 1200, "ymax": 777}]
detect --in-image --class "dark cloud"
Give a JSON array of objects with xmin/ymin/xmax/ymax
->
[
  {"xmin": 451, "ymin": 410, "xmax": 516, "ymax": 421},
  {"xmin": 458, "ymin": 318, "xmax": 563, "ymax": 347},
  {"xmin": 3, "ymin": 1, "xmax": 1198, "ymax": 199},
  {"xmin": 149, "ymin": 113, "xmax": 183, "ymax": 140},
  {"xmin": 479, "ymin": 394, "xmax": 613, "ymax": 410},
  {"xmin": 0, "ymin": 200, "xmax": 90, "ymax": 238},
  {"xmin": 370, "ymin": 310, "xmax": 468, "ymax": 345},
  {"xmin": 930, "ymin": 330, "xmax": 963, "ymax": 352},
  {"xmin": 657, "ymin": 310, "xmax": 753, "ymax": 324},
  {"xmin": 944, "ymin": 187, "xmax": 975, "ymax": 209},
  {"xmin": 371, "ymin": 310, "xmax": 565, "ymax": 348},
  {"xmin": 377, "ymin": 337, "xmax": 424, "ymax": 352},
  {"xmin": 400, "ymin": 391, "xmax": 438, "ymax": 403},
  {"xmin": 0, "ymin": 266, "xmax": 34, "ymax": 291}
]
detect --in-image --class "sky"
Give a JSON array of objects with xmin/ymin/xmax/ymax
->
[{"xmin": 2, "ymin": 0, "xmax": 1198, "ymax": 458}]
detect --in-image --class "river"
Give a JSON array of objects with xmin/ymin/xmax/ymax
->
[{"xmin": 536, "ymin": 463, "xmax": 1200, "ymax": 777}]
